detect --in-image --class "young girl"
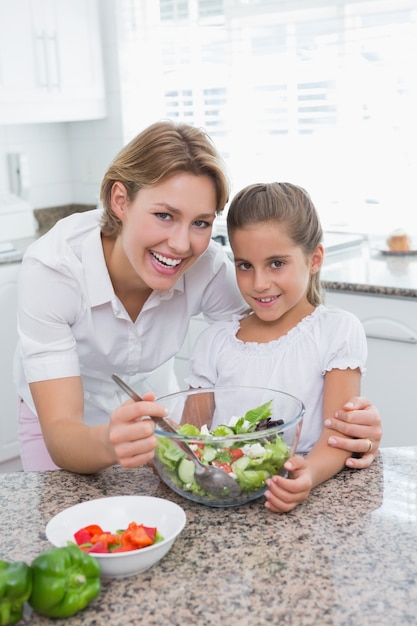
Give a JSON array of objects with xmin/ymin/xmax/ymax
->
[{"xmin": 186, "ymin": 182, "xmax": 368, "ymax": 513}]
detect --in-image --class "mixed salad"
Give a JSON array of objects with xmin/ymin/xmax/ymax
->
[{"xmin": 155, "ymin": 400, "xmax": 291, "ymax": 497}]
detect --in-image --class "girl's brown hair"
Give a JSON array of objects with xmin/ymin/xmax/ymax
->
[
  {"xmin": 227, "ymin": 182, "xmax": 324, "ymax": 306},
  {"xmin": 100, "ymin": 120, "xmax": 230, "ymax": 236}
]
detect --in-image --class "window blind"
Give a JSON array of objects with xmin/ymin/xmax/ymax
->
[{"xmin": 118, "ymin": 0, "xmax": 417, "ymax": 234}]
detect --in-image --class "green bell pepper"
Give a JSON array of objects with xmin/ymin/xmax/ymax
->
[
  {"xmin": 29, "ymin": 545, "xmax": 101, "ymax": 619},
  {"xmin": 0, "ymin": 559, "xmax": 32, "ymax": 626}
]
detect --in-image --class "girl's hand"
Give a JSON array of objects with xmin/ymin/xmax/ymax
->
[
  {"xmin": 325, "ymin": 397, "xmax": 382, "ymax": 469},
  {"xmin": 264, "ymin": 455, "xmax": 313, "ymax": 513},
  {"xmin": 109, "ymin": 392, "xmax": 168, "ymax": 468}
]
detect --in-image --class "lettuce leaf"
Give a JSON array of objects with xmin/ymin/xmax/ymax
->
[{"xmin": 232, "ymin": 400, "xmax": 273, "ymax": 434}]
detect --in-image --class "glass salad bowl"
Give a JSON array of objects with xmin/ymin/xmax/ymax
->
[{"xmin": 152, "ymin": 386, "xmax": 304, "ymax": 508}]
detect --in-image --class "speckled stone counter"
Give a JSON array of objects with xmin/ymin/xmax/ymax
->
[
  {"xmin": 1, "ymin": 448, "xmax": 417, "ymax": 625},
  {"xmin": 33, "ymin": 205, "xmax": 96, "ymax": 236},
  {"xmin": 321, "ymin": 241, "xmax": 417, "ymax": 298}
]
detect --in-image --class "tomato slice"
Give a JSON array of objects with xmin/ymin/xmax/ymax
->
[
  {"xmin": 230, "ymin": 448, "xmax": 244, "ymax": 461},
  {"xmin": 212, "ymin": 460, "xmax": 233, "ymax": 473}
]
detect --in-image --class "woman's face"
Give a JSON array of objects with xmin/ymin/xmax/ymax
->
[{"xmin": 112, "ymin": 172, "xmax": 217, "ymax": 291}]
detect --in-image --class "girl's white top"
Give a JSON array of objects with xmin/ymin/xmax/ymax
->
[
  {"xmin": 14, "ymin": 209, "xmax": 245, "ymax": 424},
  {"xmin": 186, "ymin": 306, "xmax": 367, "ymax": 453}
]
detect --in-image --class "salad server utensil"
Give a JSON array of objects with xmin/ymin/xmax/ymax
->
[{"xmin": 112, "ymin": 374, "xmax": 241, "ymax": 498}]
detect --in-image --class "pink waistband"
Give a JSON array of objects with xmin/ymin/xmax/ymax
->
[{"xmin": 18, "ymin": 398, "xmax": 60, "ymax": 471}]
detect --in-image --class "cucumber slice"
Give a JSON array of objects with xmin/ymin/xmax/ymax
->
[
  {"xmin": 176, "ymin": 458, "xmax": 195, "ymax": 484},
  {"xmin": 201, "ymin": 445, "xmax": 217, "ymax": 463},
  {"xmin": 231, "ymin": 455, "xmax": 251, "ymax": 472}
]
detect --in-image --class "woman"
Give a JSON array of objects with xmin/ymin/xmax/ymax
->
[{"xmin": 14, "ymin": 121, "xmax": 382, "ymax": 473}]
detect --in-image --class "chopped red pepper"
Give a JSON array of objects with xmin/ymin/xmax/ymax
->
[
  {"xmin": 87, "ymin": 541, "xmax": 108, "ymax": 553},
  {"xmin": 74, "ymin": 521, "xmax": 162, "ymax": 553},
  {"xmin": 83, "ymin": 524, "xmax": 104, "ymax": 536},
  {"xmin": 74, "ymin": 528, "xmax": 94, "ymax": 546},
  {"xmin": 91, "ymin": 532, "xmax": 120, "ymax": 549},
  {"xmin": 111, "ymin": 544, "xmax": 136, "ymax": 553},
  {"xmin": 121, "ymin": 522, "xmax": 154, "ymax": 549},
  {"xmin": 143, "ymin": 526, "xmax": 157, "ymax": 541}
]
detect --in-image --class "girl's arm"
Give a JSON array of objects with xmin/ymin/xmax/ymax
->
[
  {"xmin": 264, "ymin": 367, "xmax": 361, "ymax": 513},
  {"xmin": 304, "ymin": 367, "xmax": 360, "ymax": 485},
  {"xmin": 29, "ymin": 377, "xmax": 165, "ymax": 474}
]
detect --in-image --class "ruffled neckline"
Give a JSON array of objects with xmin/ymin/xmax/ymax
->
[{"xmin": 230, "ymin": 305, "xmax": 324, "ymax": 353}]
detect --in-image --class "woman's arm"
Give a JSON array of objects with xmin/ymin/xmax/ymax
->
[
  {"xmin": 30, "ymin": 377, "xmax": 166, "ymax": 474},
  {"xmin": 325, "ymin": 397, "xmax": 382, "ymax": 468}
]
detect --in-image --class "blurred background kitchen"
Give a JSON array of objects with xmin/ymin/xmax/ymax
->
[
  {"xmin": 1, "ymin": 0, "xmax": 417, "ymax": 470},
  {"xmin": 1, "ymin": 0, "xmax": 416, "ymax": 232}
]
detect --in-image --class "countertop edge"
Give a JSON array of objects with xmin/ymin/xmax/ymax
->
[{"xmin": 322, "ymin": 280, "xmax": 417, "ymax": 299}]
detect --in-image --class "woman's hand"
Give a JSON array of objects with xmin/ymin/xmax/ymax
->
[
  {"xmin": 264, "ymin": 456, "xmax": 313, "ymax": 513},
  {"xmin": 109, "ymin": 392, "xmax": 168, "ymax": 468},
  {"xmin": 324, "ymin": 397, "xmax": 383, "ymax": 469}
]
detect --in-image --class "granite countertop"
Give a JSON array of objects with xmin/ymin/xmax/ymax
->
[
  {"xmin": 2, "ymin": 448, "xmax": 417, "ymax": 625},
  {"xmin": 321, "ymin": 240, "xmax": 417, "ymax": 298},
  {"xmin": 0, "ymin": 205, "xmax": 95, "ymax": 264},
  {"xmin": 33, "ymin": 205, "xmax": 96, "ymax": 236}
]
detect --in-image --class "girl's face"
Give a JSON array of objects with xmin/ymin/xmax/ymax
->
[
  {"xmin": 111, "ymin": 172, "xmax": 217, "ymax": 291},
  {"xmin": 229, "ymin": 221, "xmax": 323, "ymax": 325}
]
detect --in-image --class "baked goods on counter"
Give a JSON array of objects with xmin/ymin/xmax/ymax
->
[{"xmin": 386, "ymin": 228, "xmax": 411, "ymax": 252}]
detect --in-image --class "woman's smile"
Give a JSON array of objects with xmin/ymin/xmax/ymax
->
[{"xmin": 149, "ymin": 250, "xmax": 185, "ymax": 272}]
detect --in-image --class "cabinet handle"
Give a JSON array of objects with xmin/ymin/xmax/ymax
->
[
  {"xmin": 35, "ymin": 33, "xmax": 48, "ymax": 87},
  {"xmin": 45, "ymin": 33, "xmax": 60, "ymax": 88},
  {"xmin": 365, "ymin": 333, "xmax": 417, "ymax": 344},
  {"xmin": 363, "ymin": 317, "xmax": 417, "ymax": 345}
]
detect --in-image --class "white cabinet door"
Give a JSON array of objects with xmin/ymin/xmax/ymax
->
[
  {"xmin": 0, "ymin": 1, "xmax": 36, "ymax": 100},
  {"xmin": 325, "ymin": 291, "xmax": 417, "ymax": 448},
  {"xmin": 0, "ymin": 0, "xmax": 106, "ymax": 123},
  {"xmin": 0, "ymin": 264, "xmax": 21, "ymax": 466}
]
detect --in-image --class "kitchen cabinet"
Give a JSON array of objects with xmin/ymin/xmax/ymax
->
[
  {"xmin": 0, "ymin": 0, "xmax": 106, "ymax": 124},
  {"xmin": 324, "ymin": 290, "xmax": 417, "ymax": 448},
  {"xmin": 0, "ymin": 262, "xmax": 22, "ymax": 470}
]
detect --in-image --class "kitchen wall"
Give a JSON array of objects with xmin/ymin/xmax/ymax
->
[{"xmin": 0, "ymin": 0, "xmax": 124, "ymax": 212}]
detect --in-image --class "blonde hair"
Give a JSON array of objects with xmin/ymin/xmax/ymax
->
[
  {"xmin": 227, "ymin": 182, "xmax": 324, "ymax": 306},
  {"xmin": 100, "ymin": 120, "xmax": 230, "ymax": 236}
]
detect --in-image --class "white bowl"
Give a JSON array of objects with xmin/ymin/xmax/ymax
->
[{"xmin": 45, "ymin": 495, "xmax": 186, "ymax": 578}]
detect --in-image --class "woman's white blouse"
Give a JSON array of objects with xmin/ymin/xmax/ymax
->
[
  {"xmin": 14, "ymin": 209, "xmax": 245, "ymax": 424},
  {"xmin": 186, "ymin": 306, "xmax": 367, "ymax": 453}
]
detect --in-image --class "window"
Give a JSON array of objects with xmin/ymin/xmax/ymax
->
[{"xmin": 118, "ymin": 0, "xmax": 417, "ymax": 235}]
